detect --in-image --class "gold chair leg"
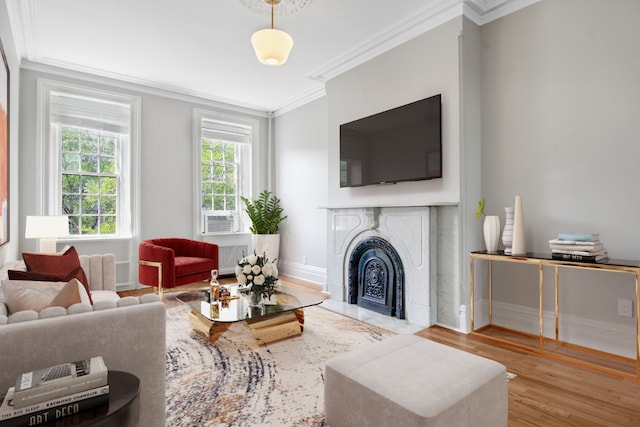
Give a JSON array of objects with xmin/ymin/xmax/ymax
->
[{"xmin": 139, "ymin": 260, "xmax": 163, "ymax": 298}]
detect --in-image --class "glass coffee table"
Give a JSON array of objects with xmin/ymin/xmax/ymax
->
[{"xmin": 176, "ymin": 285, "xmax": 324, "ymax": 344}]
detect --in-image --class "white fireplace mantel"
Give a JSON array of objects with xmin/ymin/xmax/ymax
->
[{"xmin": 325, "ymin": 204, "xmax": 461, "ymax": 330}]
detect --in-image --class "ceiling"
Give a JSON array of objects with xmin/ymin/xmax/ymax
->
[{"xmin": 6, "ymin": 0, "xmax": 536, "ymax": 114}]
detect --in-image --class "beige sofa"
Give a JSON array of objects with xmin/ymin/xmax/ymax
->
[{"xmin": 0, "ymin": 254, "xmax": 167, "ymax": 427}]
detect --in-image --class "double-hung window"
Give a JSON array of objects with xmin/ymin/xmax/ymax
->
[
  {"xmin": 195, "ymin": 110, "xmax": 253, "ymax": 234},
  {"xmin": 42, "ymin": 82, "xmax": 138, "ymax": 238}
]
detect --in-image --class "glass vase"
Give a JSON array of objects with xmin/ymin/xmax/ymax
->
[{"xmin": 249, "ymin": 290, "xmax": 264, "ymax": 308}]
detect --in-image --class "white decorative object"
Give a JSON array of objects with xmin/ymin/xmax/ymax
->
[
  {"xmin": 238, "ymin": 0, "xmax": 312, "ymax": 16},
  {"xmin": 511, "ymin": 196, "xmax": 526, "ymax": 255},
  {"xmin": 251, "ymin": 234, "xmax": 280, "ymax": 263},
  {"xmin": 250, "ymin": 0, "xmax": 294, "ymax": 66},
  {"xmin": 483, "ymin": 215, "xmax": 500, "ymax": 253},
  {"xmin": 502, "ymin": 207, "xmax": 514, "ymax": 255},
  {"xmin": 24, "ymin": 215, "xmax": 70, "ymax": 253}
]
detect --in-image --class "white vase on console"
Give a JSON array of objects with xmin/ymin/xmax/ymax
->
[
  {"xmin": 502, "ymin": 207, "xmax": 514, "ymax": 255},
  {"xmin": 511, "ymin": 196, "xmax": 526, "ymax": 255},
  {"xmin": 483, "ymin": 215, "xmax": 500, "ymax": 253}
]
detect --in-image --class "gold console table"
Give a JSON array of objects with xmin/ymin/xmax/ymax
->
[{"xmin": 470, "ymin": 250, "xmax": 640, "ymax": 380}]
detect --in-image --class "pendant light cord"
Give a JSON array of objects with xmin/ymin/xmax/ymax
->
[{"xmin": 271, "ymin": 0, "xmax": 275, "ymax": 29}]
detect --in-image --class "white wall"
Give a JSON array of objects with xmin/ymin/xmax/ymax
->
[
  {"xmin": 0, "ymin": 0, "xmax": 20, "ymax": 266},
  {"xmin": 481, "ymin": 0, "xmax": 640, "ymax": 258},
  {"xmin": 477, "ymin": 0, "xmax": 640, "ymax": 355},
  {"xmin": 326, "ymin": 18, "xmax": 462, "ymax": 209},
  {"xmin": 274, "ymin": 97, "xmax": 328, "ymax": 283}
]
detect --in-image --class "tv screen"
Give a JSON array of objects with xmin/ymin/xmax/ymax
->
[{"xmin": 339, "ymin": 94, "xmax": 442, "ymax": 188}]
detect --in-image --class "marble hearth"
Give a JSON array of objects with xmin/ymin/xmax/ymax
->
[{"xmin": 325, "ymin": 206, "xmax": 459, "ymax": 329}]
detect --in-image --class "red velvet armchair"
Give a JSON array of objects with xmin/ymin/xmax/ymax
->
[{"xmin": 138, "ymin": 238, "xmax": 219, "ymax": 298}]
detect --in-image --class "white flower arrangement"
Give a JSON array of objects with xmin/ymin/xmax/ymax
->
[{"xmin": 235, "ymin": 251, "xmax": 278, "ymax": 298}]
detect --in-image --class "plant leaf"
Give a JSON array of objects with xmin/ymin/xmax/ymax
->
[
  {"xmin": 242, "ymin": 190, "xmax": 287, "ymax": 234},
  {"xmin": 475, "ymin": 199, "xmax": 485, "ymax": 220}
]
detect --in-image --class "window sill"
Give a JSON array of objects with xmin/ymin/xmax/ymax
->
[{"xmin": 60, "ymin": 235, "xmax": 133, "ymax": 243}]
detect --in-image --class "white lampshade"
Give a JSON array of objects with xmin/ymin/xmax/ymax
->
[
  {"xmin": 25, "ymin": 215, "xmax": 70, "ymax": 253},
  {"xmin": 251, "ymin": 28, "xmax": 294, "ymax": 66}
]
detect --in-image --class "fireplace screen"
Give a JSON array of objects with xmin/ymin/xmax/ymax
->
[{"xmin": 348, "ymin": 237, "xmax": 405, "ymax": 319}]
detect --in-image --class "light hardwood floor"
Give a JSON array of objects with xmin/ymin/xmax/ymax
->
[
  {"xmin": 121, "ymin": 276, "xmax": 640, "ymax": 426},
  {"xmin": 416, "ymin": 326, "xmax": 640, "ymax": 426}
]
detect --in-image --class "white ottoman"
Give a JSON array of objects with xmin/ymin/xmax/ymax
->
[{"xmin": 324, "ymin": 334, "xmax": 507, "ymax": 427}]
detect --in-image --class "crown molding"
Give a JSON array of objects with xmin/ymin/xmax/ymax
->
[
  {"xmin": 464, "ymin": 0, "xmax": 541, "ymax": 25},
  {"xmin": 5, "ymin": 0, "xmax": 38, "ymax": 62},
  {"xmin": 272, "ymin": 84, "xmax": 326, "ymax": 116},
  {"xmin": 21, "ymin": 60, "xmax": 270, "ymax": 118},
  {"xmin": 306, "ymin": 0, "xmax": 463, "ymax": 83},
  {"xmin": 307, "ymin": 0, "xmax": 541, "ymax": 83}
]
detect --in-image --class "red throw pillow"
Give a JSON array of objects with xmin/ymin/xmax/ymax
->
[{"xmin": 21, "ymin": 246, "xmax": 93, "ymax": 304}]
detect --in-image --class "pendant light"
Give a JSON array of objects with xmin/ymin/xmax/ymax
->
[{"xmin": 250, "ymin": 0, "xmax": 294, "ymax": 66}]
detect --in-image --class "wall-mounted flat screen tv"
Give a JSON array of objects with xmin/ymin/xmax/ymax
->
[{"xmin": 339, "ymin": 94, "xmax": 442, "ymax": 188}]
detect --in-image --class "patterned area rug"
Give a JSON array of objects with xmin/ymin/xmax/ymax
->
[{"xmin": 164, "ymin": 297, "xmax": 395, "ymax": 427}]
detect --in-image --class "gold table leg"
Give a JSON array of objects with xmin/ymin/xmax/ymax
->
[
  {"xmin": 246, "ymin": 310, "xmax": 304, "ymax": 343},
  {"xmin": 189, "ymin": 311, "xmax": 231, "ymax": 344}
]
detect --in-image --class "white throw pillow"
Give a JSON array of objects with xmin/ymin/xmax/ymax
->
[{"xmin": 1, "ymin": 279, "xmax": 89, "ymax": 313}]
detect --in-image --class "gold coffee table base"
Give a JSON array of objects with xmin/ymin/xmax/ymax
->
[{"xmin": 189, "ymin": 308, "xmax": 305, "ymax": 344}]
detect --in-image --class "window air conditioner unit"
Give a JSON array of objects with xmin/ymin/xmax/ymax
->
[{"xmin": 202, "ymin": 211, "xmax": 237, "ymax": 234}]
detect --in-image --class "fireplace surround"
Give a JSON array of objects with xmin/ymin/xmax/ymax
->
[{"xmin": 325, "ymin": 205, "xmax": 460, "ymax": 328}]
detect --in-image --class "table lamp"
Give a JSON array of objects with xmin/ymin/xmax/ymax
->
[{"xmin": 25, "ymin": 215, "xmax": 70, "ymax": 253}]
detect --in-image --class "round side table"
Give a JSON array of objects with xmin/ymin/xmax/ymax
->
[{"xmin": 39, "ymin": 370, "xmax": 140, "ymax": 427}]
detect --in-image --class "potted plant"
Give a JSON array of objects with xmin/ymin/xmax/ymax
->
[
  {"xmin": 241, "ymin": 190, "xmax": 287, "ymax": 262},
  {"xmin": 476, "ymin": 199, "xmax": 500, "ymax": 253}
]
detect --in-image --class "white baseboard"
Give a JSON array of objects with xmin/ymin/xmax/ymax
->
[
  {"xmin": 482, "ymin": 300, "xmax": 636, "ymax": 359},
  {"xmin": 278, "ymin": 260, "xmax": 326, "ymax": 286}
]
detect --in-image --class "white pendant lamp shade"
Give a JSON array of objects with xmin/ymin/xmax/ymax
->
[
  {"xmin": 251, "ymin": 28, "xmax": 293, "ymax": 66},
  {"xmin": 250, "ymin": 0, "xmax": 294, "ymax": 66}
]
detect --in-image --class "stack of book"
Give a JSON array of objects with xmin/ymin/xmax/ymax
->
[
  {"xmin": 0, "ymin": 357, "xmax": 109, "ymax": 427},
  {"xmin": 548, "ymin": 233, "xmax": 608, "ymax": 263}
]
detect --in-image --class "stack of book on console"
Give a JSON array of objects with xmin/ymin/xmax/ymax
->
[
  {"xmin": 548, "ymin": 233, "xmax": 608, "ymax": 263},
  {"xmin": 0, "ymin": 356, "xmax": 109, "ymax": 427}
]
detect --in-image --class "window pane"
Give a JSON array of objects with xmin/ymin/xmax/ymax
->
[
  {"xmin": 62, "ymin": 128, "xmax": 79, "ymax": 152},
  {"xmin": 100, "ymin": 177, "xmax": 117, "ymax": 195},
  {"xmin": 100, "ymin": 155, "xmax": 115, "ymax": 174},
  {"xmin": 81, "ymin": 154, "xmax": 98, "ymax": 173},
  {"xmin": 100, "ymin": 136, "xmax": 116, "ymax": 155},
  {"xmin": 82, "ymin": 195, "xmax": 99, "ymax": 214},
  {"xmin": 62, "ymin": 174, "xmax": 81, "ymax": 193},
  {"xmin": 225, "ymin": 166, "xmax": 236, "ymax": 182},
  {"xmin": 202, "ymin": 195, "xmax": 213, "ymax": 211},
  {"xmin": 213, "ymin": 182, "xmax": 225, "ymax": 195},
  {"xmin": 100, "ymin": 196, "xmax": 117, "ymax": 214},
  {"xmin": 82, "ymin": 176, "xmax": 99, "ymax": 195},
  {"xmin": 81, "ymin": 132, "xmax": 99, "ymax": 154},
  {"xmin": 68, "ymin": 216, "xmax": 80, "ymax": 234},
  {"xmin": 62, "ymin": 152, "xmax": 80, "ymax": 172},
  {"xmin": 202, "ymin": 165, "xmax": 213, "ymax": 181},
  {"xmin": 213, "ymin": 196, "xmax": 225, "ymax": 210},
  {"xmin": 81, "ymin": 216, "xmax": 99, "ymax": 234},
  {"xmin": 100, "ymin": 216, "xmax": 116, "ymax": 234},
  {"xmin": 224, "ymin": 144, "xmax": 235, "ymax": 161},
  {"xmin": 62, "ymin": 195, "xmax": 80, "ymax": 215},
  {"xmin": 226, "ymin": 196, "xmax": 236, "ymax": 210},
  {"xmin": 213, "ymin": 164, "xmax": 224, "ymax": 181}
]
